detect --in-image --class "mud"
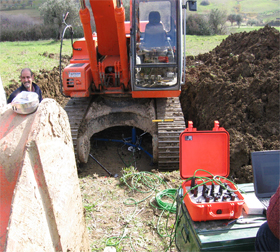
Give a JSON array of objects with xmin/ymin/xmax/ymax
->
[{"xmin": 5, "ymin": 26, "xmax": 280, "ymax": 183}]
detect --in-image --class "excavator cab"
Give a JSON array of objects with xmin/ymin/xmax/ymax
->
[
  {"xmin": 131, "ymin": 0, "xmax": 196, "ymax": 97},
  {"xmin": 62, "ymin": 0, "xmax": 196, "ymax": 98}
]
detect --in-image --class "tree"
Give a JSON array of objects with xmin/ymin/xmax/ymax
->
[
  {"xmin": 236, "ymin": 14, "xmax": 242, "ymax": 28},
  {"xmin": 209, "ymin": 8, "xmax": 227, "ymax": 35},
  {"xmin": 39, "ymin": 0, "xmax": 79, "ymax": 40},
  {"xmin": 124, "ymin": 4, "xmax": 130, "ymax": 21},
  {"xmin": 247, "ymin": 19, "xmax": 258, "ymax": 26},
  {"xmin": 200, "ymin": 0, "xmax": 210, "ymax": 6},
  {"xmin": 186, "ymin": 14, "xmax": 212, "ymax": 35},
  {"xmin": 227, "ymin": 14, "xmax": 236, "ymax": 26}
]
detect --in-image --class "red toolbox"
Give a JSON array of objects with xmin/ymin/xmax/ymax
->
[{"xmin": 179, "ymin": 121, "xmax": 244, "ymax": 221}]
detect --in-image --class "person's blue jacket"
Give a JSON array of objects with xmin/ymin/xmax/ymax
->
[{"xmin": 7, "ymin": 83, "xmax": 43, "ymax": 104}]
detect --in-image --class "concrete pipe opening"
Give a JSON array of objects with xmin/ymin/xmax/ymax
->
[{"xmin": 78, "ymin": 126, "xmax": 155, "ymax": 177}]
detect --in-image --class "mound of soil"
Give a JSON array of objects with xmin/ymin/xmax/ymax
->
[
  {"xmin": 180, "ymin": 26, "xmax": 279, "ymax": 183},
  {"xmin": 5, "ymin": 26, "xmax": 279, "ymax": 183}
]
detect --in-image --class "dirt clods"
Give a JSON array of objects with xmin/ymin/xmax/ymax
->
[{"xmin": 181, "ymin": 26, "xmax": 279, "ymax": 183}]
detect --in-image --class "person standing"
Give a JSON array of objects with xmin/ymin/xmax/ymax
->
[{"xmin": 7, "ymin": 68, "xmax": 43, "ymax": 104}]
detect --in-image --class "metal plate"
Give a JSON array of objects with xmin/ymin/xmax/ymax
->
[{"xmin": 11, "ymin": 91, "xmax": 39, "ymax": 114}]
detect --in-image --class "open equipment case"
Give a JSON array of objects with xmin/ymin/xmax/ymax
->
[
  {"xmin": 175, "ymin": 187, "xmax": 264, "ymax": 251},
  {"xmin": 175, "ymin": 121, "xmax": 264, "ymax": 251},
  {"xmin": 179, "ymin": 121, "xmax": 244, "ymax": 221}
]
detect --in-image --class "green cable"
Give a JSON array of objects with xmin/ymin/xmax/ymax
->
[
  {"xmin": 213, "ymin": 175, "xmax": 241, "ymax": 192},
  {"xmin": 155, "ymin": 188, "xmax": 177, "ymax": 213},
  {"xmin": 118, "ymin": 144, "xmax": 139, "ymax": 167},
  {"xmin": 121, "ymin": 171, "xmax": 166, "ymax": 194},
  {"xmin": 193, "ymin": 168, "xmax": 215, "ymax": 177}
]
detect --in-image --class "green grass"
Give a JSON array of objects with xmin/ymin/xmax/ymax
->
[
  {"xmin": 2, "ymin": 36, "xmax": 229, "ymax": 87},
  {"xmin": 237, "ymin": 0, "xmax": 279, "ymax": 15},
  {"xmin": 185, "ymin": 35, "xmax": 228, "ymax": 56},
  {"xmin": 1, "ymin": 26, "xmax": 279, "ymax": 87},
  {"xmin": 0, "ymin": 39, "xmax": 73, "ymax": 87},
  {"xmin": 229, "ymin": 25, "xmax": 280, "ymax": 33},
  {"xmin": 184, "ymin": 26, "xmax": 280, "ymax": 56}
]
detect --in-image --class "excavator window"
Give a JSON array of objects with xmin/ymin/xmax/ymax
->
[
  {"xmin": 133, "ymin": 0, "xmax": 178, "ymax": 89},
  {"xmin": 143, "ymin": 11, "xmax": 168, "ymax": 48}
]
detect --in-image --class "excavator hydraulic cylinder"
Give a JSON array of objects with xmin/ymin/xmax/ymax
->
[
  {"xmin": 79, "ymin": 7, "xmax": 100, "ymax": 90},
  {"xmin": 114, "ymin": 4, "xmax": 130, "ymax": 89}
]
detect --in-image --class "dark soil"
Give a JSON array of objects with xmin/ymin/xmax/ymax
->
[
  {"xmin": 180, "ymin": 26, "xmax": 279, "ymax": 183},
  {"xmin": 5, "ymin": 26, "xmax": 280, "ymax": 183}
]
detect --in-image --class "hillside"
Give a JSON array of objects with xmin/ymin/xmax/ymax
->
[{"xmin": 0, "ymin": 0, "xmax": 279, "ymax": 23}]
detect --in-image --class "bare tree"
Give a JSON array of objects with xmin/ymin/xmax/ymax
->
[
  {"xmin": 39, "ymin": 0, "xmax": 79, "ymax": 40},
  {"xmin": 209, "ymin": 8, "xmax": 227, "ymax": 35}
]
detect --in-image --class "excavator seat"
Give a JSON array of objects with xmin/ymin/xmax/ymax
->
[{"xmin": 143, "ymin": 11, "xmax": 168, "ymax": 48}]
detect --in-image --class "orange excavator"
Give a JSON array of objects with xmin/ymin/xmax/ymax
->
[{"xmin": 61, "ymin": 0, "xmax": 197, "ymax": 170}]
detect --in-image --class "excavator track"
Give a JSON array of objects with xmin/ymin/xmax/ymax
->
[
  {"xmin": 64, "ymin": 96, "xmax": 185, "ymax": 170},
  {"xmin": 156, "ymin": 97, "xmax": 186, "ymax": 170},
  {"xmin": 64, "ymin": 97, "xmax": 92, "ymax": 159}
]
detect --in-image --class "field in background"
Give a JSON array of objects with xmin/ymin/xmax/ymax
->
[
  {"xmin": 0, "ymin": 0, "xmax": 279, "ymax": 26},
  {"xmin": 1, "ymin": 36, "xmax": 226, "ymax": 86},
  {"xmin": 0, "ymin": 9, "xmax": 42, "ymax": 22},
  {"xmin": 1, "ymin": 26, "xmax": 279, "ymax": 86},
  {"xmin": 185, "ymin": 35, "xmax": 227, "ymax": 56},
  {"xmin": 0, "ymin": 40, "xmax": 73, "ymax": 86},
  {"xmin": 183, "ymin": 25, "xmax": 280, "ymax": 56},
  {"xmin": 1, "ymin": 0, "xmax": 279, "ymax": 22},
  {"xmin": 198, "ymin": 0, "xmax": 279, "ymax": 19}
]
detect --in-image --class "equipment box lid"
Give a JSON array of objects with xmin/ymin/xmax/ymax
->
[{"xmin": 180, "ymin": 121, "xmax": 230, "ymax": 180}]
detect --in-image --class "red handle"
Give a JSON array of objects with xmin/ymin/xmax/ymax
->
[{"xmin": 207, "ymin": 203, "xmax": 235, "ymax": 218}]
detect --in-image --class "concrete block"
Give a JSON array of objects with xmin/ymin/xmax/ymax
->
[{"xmin": 0, "ymin": 98, "xmax": 90, "ymax": 252}]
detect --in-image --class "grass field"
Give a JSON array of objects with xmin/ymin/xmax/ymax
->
[
  {"xmin": 198, "ymin": 0, "xmax": 279, "ymax": 16},
  {"xmin": 185, "ymin": 35, "xmax": 228, "ymax": 56},
  {"xmin": 0, "ymin": 36, "xmax": 228, "ymax": 87},
  {"xmin": 1, "ymin": 26, "xmax": 279, "ymax": 87},
  {"xmin": 0, "ymin": 8, "xmax": 41, "ymax": 19},
  {"xmin": 0, "ymin": 40, "xmax": 73, "ymax": 86}
]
